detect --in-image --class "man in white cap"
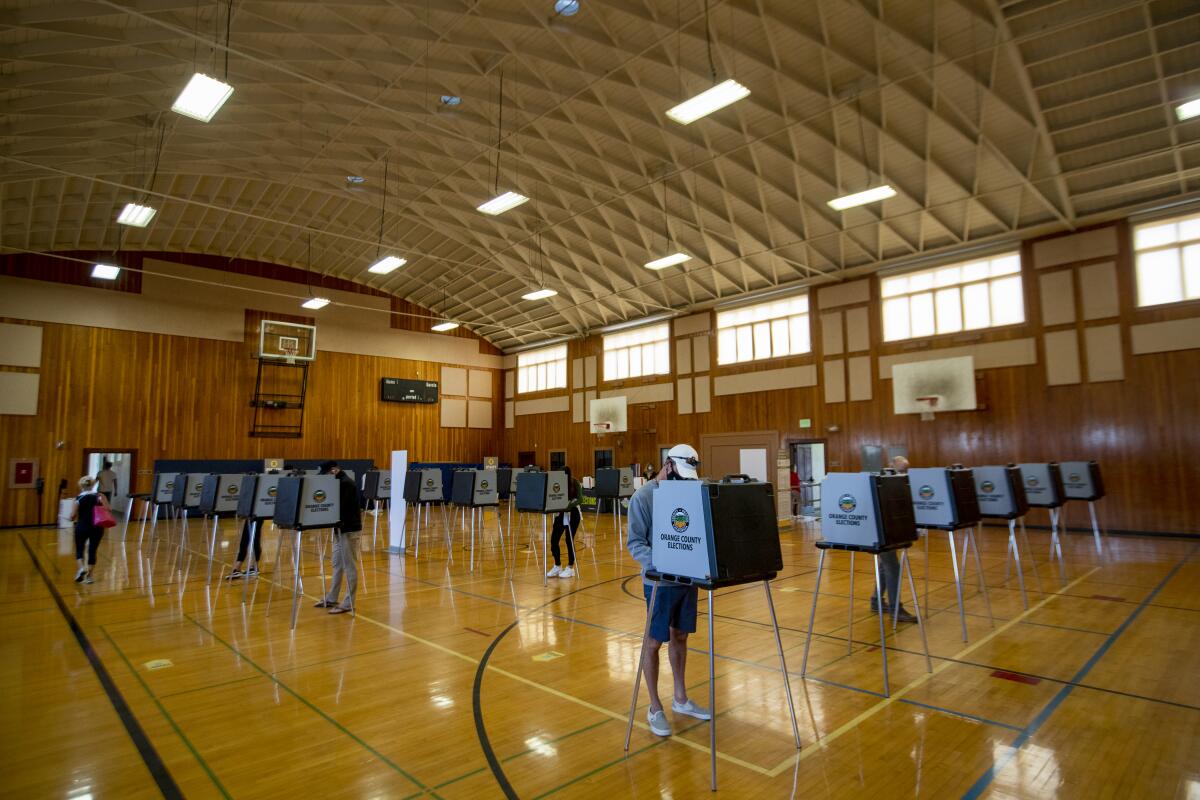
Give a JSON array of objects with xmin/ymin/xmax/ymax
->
[{"xmin": 626, "ymin": 443, "xmax": 711, "ymax": 737}]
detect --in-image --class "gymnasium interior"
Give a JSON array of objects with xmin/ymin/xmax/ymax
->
[{"xmin": 2, "ymin": 0, "xmax": 1199, "ymax": 797}]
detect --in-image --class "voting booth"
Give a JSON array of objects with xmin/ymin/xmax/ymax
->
[
  {"xmin": 907, "ymin": 466, "xmax": 993, "ymax": 639},
  {"xmin": 1060, "ymin": 460, "xmax": 1106, "ymax": 554},
  {"xmin": 595, "ymin": 467, "xmax": 635, "ymax": 498},
  {"xmin": 363, "ymin": 470, "xmax": 391, "ymax": 501},
  {"xmin": 449, "ymin": 470, "xmax": 504, "ymax": 573},
  {"xmin": 238, "ymin": 473, "xmax": 281, "ymax": 520},
  {"xmin": 514, "ymin": 470, "xmax": 570, "ymax": 586},
  {"xmin": 803, "ymin": 472, "xmax": 931, "ymax": 698},
  {"xmin": 973, "ymin": 465, "xmax": 1029, "ymax": 520},
  {"xmin": 268, "ymin": 475, "xmax": 342, "ymax": 629},
  {"xmin": 496, "ymin": 468, "xmax": 513, "ymax": 500},
  {"xmin": 1018, "ymin": 462, "xmax": 1070, "ymax": 578},
  {"xmin": 171, "ymin": 473, "xmax": 206, "ymax": 515},
  {"xmin": 143, "ymin": 472, "xmax": 179, "ymax": 541},
  {"xmin": 625, "ymin": 477, "xmax": 799, "ymax": 789},
  {"xmin": 402, "ymin": 469, "xmax": 451, "ymax": 560},
  {"xmin": 199, "ymin": 474, "xmax": 244, "ymax": 516}
]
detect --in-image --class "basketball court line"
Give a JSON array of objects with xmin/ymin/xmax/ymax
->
[{"xmin": 763, "ymin": 565, "xmax": 1101, "ymax": 777}]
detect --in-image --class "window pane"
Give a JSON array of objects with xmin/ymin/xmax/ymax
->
[
  {"xmin": 1184, "ymin": 244, "xmax": 1200, "ymax": 300},
  {"xmin": 989, "ymin": 254, "xmax": 1020, "ymax": 276},
  {"xmin": 1137, "ymin": 249, "xmax": 1183, "ymax": 306},
  {"xmin": 910, "ymin": 293, "xmax": 935, "ymax": 338},
  {"xmin": 616, "ymin": 349, "xmax": 629, "ymax": 379},
  {"xmin": 717, "ymin": 329, "xmax": 736, "ymax": 364},
  {"xmin": 656, "ymin": 340, "xmax": 670, "ymax": 373},
  {"xmin": 961, "ymin": 260, "xmax": 990, "ymax": 282},
  {"xmin": 882, "ymin": 297, "xmax": 909, "ymax": 341},
  {"xmin": 736, "ymin": 326, "xmax": 753, "ymax": 362},
  {"xmin": 990, "ymin": 276, "xmax": 1025, "ymax": 325},
  {"xmin": 909, "ymin": 272, "xmax": 934, "ymax": 292},
  {"xmin": 553, "ymin": 360, "xmax": 565, "ymax": 388},
  {"xmin": 963, "ymin": 282, "xmax": 991, "ymax": 330},
  {"xmin": 935, "ymin": 266, "xmax": 960, "ymax": 287},
  {"xmin": 1180, "ymin": 216, "xmax": 1200, "ymax": 243},
  {"xmin": 935, "ymin": 288, "xmax": 962, "ymax": 333},
  {"xmin": 881, "ymin": 276, "xmax": 907, "ymax": 297},
  {"xmin": 790, "ymin": 315, "xmax": 810, "ymax": 353},
  {"xmin": 628, "ymin": 345, "xmax": 642, "ymax": 378},
  {"xmin": 518, "ymin": 369, "xmax": 528, "ymax": 393},
  {"xmin": 771, "ymin": 318, "xmax": 790, "ymax": 356},
  {"xmin": 604, "ymin": 351, "xmax": 615, "ymax": 379},
  {"xmin": 1135, "ymin": 222, "xmax": 1177, "ymax": 250},
  {"xmin": 753, "ymin": 322, "xmax": 771, "ymax": 360}
]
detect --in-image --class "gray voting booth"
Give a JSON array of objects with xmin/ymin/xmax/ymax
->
[
  {"xmin": 624, "ymin": 479, "xmax": 799, "ymax": 790},
  {"xmin": 1060, "ymin": 460, "xmax": 1106, "ymax": 554},
  {"xmin": 803, "ymin": 472, "xmax": 932, "ymax": 697},
  {"xmin": 198, "ymin": 474, "xmax": 246, "ymax": 583},
  {"xmin": 229, "ymin": 473, "xmax": 280, "ymax": 599},
  {"xmin": 402, "ymin": 469, "xmax": 450, "ymax": 559},
  {"xmin": 594, "ymin": 467, "xmax": 634, "ymax": 545},
  {"xmin": 362, "ymin": 470, "xmax": 391, "ymax": 550},
  {"xmin": 908, "ymin": 466, "xmax": 993, "ymax": 640},
  {"xmin": 1019, "ymin": 462, "xmax": 1071, "ymax": 577},
  {"xmin": 141, "ymin": 472, "xmax": 179, "ymax": 542},
  {"xmin": 269, "ymin": 475, "xmax": 342, "ymax": 629},
  {"xmin": 450, "ymin": 470, "xmax": 504, "ymax": 572},
  {"xmin": 515, "ymin": 470, "xmax": 570, "ymax": 586},
  {"xmin": 974, "ymin": 465, "xmax": 1045, "ymax": 607}
]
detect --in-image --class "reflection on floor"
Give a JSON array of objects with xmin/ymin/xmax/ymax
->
[{"xmin": 4, "ymin": 505, "xmax": 1198, "ymax": 799}]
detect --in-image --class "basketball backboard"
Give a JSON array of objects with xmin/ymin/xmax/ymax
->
[
  {"xmin": 892, "ymin": 356, "xmax": 976, "ymax": 416},
  {"xmin": 259, "ymin": 320, "xmax": 316, "ymax": 361},
  {"xmin": 589, "ymin": 396, "xmax": 628, "ymax": 433}
]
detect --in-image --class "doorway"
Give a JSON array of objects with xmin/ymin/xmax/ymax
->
[
  {"xmin": 593, "ymin": 448, "xmax": 613, "ymax": 472},
  {"xmin": 549, "ymin": 450, "xmax": 566, "ymax": 471},
  {"xmin": 517, "ymin": 451, "xmax": 537, "ymax": 469},
  {"xmin": 700, "ymin": 431, "xmax": 778, "ymax": 483},
  {"xmin": 789, "ymin": 440, "xmax": 826, "ymax": 519},
  {"xmin": 82, "ymin": 449, "xmax": 135, "ymax": 516}
]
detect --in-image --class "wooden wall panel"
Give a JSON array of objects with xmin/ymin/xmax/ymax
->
[{"xmin": 0, "ymin": 318, "xmax": 502, "ymax": 527}]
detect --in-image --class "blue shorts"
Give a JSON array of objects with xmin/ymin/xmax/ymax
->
[{"xmin": 643, "ymin": 582, "xmax": 698, "ymax": 643}]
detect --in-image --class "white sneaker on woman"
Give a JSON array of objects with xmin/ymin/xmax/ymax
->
[
  {"xmin": 558, "ymin": 567, "xmax": 575, "ymax": 578},
  {"xmin": 547, "ymin": 565, "xmax": 562, "ymax": 577}
]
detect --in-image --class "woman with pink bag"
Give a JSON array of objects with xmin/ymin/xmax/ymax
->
[{"xmin": 69, "ymin": 476, "xmax": 113, "ymax": 584}]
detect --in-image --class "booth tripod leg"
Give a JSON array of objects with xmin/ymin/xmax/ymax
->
[
  {"xmin": 1088, "ymin": 501, "xmax": 1103, "ymax": 556},
  {"xmin": 901, "ymin": 550, "xmax": 933, "ymax": 673},
  {"xmin": 266, "ymin": 527, "xmax": 289, "ymax": 615},
  {"xmin": 440, "ymin": 504, "xmax": 453, "ymax": 564},
  {"xmin": 624, "ymin": 581, "xmax": 659, "ymax": 751},
  {"xmin": 206, "ymin": 515, "xmax": 220, "ymax": 585},
  {"xmin": 873, "ymin": 554, "xmax": 890, "ymax": 697},
  {"xmin": 412, "ymin": 502, "xmax": 421, "ymax": 560},
  {"xmin": 707, "ymin": 588, "xmax": 716, "ymax": 792},
  {"xmin": 289, "ymin": 530, "xmax": 304, "ymax": 631},
  {"xmin": 966, "ymin": 525, "xmax": 995, "ymax": 627},
  {"xmin": 800, "ymin": 549, "xmax": 826, "ymax": 675},
  {"xmin": 763, "ymin": 581, "xmax": 802, "ymax": 749},
  {"xmin": 923, "ymin": 529, "xmax": 930, "ymax": 622},
  {"xmin": 242, "ymin": 520, "xmax": 258, "ymax": 605},
  {"xmin": 317, "ymin": 530, "xmax": 329, "ymax": 604},
  {"xmin": 1049, "ymin": 508, "xmax": 1066, "ymax": 582},
  {"xmin": 846, "ymin": 551, "xmax": 855, "ymax": 655},
  {"xmin": 1019, "ymin": 516, "xmax": 1044, "ymax": 596},
  {"xmin": 122, "ymin": 496, "xmax": 134, "ymax": 539},
  {"xmin": 948, "ymin": 530, "xmax": 968, "ymax": 642},
  {"xmin": 493, "ymin": 507, "xmax": 507, "ymax": 575},
  {"xmin": 542, "ymin": 515, "xmax": 549, "ymax": 587},
  {"xmin": 1008, "ymin": 519, "xmax": 1029, "ymax": 609}
]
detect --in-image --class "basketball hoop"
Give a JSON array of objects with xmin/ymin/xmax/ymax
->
[
  {"xmin": 591, "ymin": 421, "xmax": 612, "ymax": 435},
  {"xmin": 915, "ymin": 395, "xmax": 941, "ymax": 422}
]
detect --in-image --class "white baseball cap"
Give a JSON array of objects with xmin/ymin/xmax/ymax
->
[{"xmin": 665, "ymin": 444, "xmax": 700, "ymax": 480}]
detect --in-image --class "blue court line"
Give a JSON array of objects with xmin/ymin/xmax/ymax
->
[{"xmin": 961, "ymin": 545, "xmax": 1198, "ymax": 799}]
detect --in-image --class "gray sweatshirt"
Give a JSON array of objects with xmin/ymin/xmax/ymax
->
[{"xmin": 626, "ymin": 478, "xmax": 660, "ymax": 585}]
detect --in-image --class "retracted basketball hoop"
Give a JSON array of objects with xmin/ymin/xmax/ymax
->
[
  {"xmin": 591, "ymin": 421, "xmax": 612, "ymax": 435},
  {"xmin": 915, "ymin": 395, "xmax": 941, "ymax": 422}
]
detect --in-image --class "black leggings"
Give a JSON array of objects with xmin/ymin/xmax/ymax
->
[
  {"xmin": 75, "ymin": 529, "xmax": 104, "ymax": 566},
  {"xmin": 550, "ymin": 508, "xmax": 581, "ymax": 566},
  {"xmin": 236, "ymin": 519, "xmax": 263, "ymax": 564}
]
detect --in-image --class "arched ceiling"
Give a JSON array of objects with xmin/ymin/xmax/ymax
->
[{"xmin": 2, "ymin": 0, "xmax": 1198, "ymax": 349}]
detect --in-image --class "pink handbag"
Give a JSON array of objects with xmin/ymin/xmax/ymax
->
[{"xmin": 93, "ymin": 503, "xmax": 117, "ymax": 529}]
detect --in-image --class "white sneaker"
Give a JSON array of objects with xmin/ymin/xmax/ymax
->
[
  {"xmin": 671, "ymin": 698, "xmax": 711, "ymax": 720},
  {"xmin": 547, "ymin": 565, "xmax": 562, "ymax": 577},
  {"xmin": 558, "ymin": 567, "xmax": 575, "ymax": 578},
  {"xmin": 647, "ymin": 708, "xmax": 671, "ymax": 737},
  {"xmin": 83, "ymin": 574, "xmax": 95, "ymax": 585},
  {"xmin": 74, "ymin": 567, "xmax": 87, "ymax": 583}
]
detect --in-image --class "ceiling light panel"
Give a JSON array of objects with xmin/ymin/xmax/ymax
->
[
  {"xmin": 522, "ymin": 288, "xmax": 558, "ymax": 300},
  {"xmin": 666, "ymin": 80, "xmax": 751, "ymax": 124},
  {"xmin": 644, "ymin": 252, "xmax": 691, "ymax": 270},
  {"xmin": 91, "ymin": 264, "xmax": 120, "ymax": 280},
  {"xmin": 117, "ymin": 203, "xmax": 156, "ymax": 227},
  {"xmin": 477, "ymin": 191, "xmax": 529, "ymax": 215},
  {"xmin": 368, "ymin": 255, "xmax": 406, "ymax": 274},
  {"xmin": 171, "ymin": 73, "xmax": 234, "ymax": 122},
  {"xmin": 301, "ymin": 297, "xmax": 330, "ymax": 309},
  {"xmin": 827, "ymin": 185, "xmax": 897, "ymax": 210}
]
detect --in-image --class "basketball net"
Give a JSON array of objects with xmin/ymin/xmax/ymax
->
[{"xmin": 915, "ymin": 395, "xmax": 940, "ymax": 422}]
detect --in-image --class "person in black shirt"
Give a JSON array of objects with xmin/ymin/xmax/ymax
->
[
  {"xmin": 547, "ymin": 467, "xmax": 583, "ymax": 579},
  {"xmin": 313, "ymin": 461, "xmax": 363, "ymax": 615},
  {"xmin": 69, "ymin": 476, "xmax": 111, "ymax": 584}
]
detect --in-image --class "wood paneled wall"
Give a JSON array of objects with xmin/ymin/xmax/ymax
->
[
  {"xmin": 0, "ymin": 317, "xmax": 502, "ymax": 527},
  {"xmin": 504, "ymin": 220, "xmax": 1200, "ymax": 535}
]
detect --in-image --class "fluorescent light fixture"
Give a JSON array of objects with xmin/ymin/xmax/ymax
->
[
  {"xmin": 431, "ymin": 321, "xmax": 460, "ymax": 332},
  {"xmin": 522, "ymin": 288, "xmax": 558, "ymax": 300},
  {"xmin": 346, "ymin": 175, "xmax": 366, "ymax": 185},
  {"xmin": 171, "ymin": 73, "xmax": 234, "ymax": 122},
  {"xmin": 666, "ymin": 79, "xmax": 751, "ymax": 124},
  {"xmin": 301, "ymin": 297, "xmax": 330, "ymax": 309},
  {"xmin": 91, "ymin": 264, "xmax": 120, "ymax": 280},
  {"xmin": 117, "ymin": 203, "xmax": 156, "ymax": 227},
  {"xmin": 827, "ymin": 185, "xmax": 897, "ymax": 211},
  {"xmin": 1177, "ymin": 98, "xmax": 1200, "ymax": 122},
  {"xmin": 367, "ymin": 255, "xmax": 406, "ymax": 274},
  {"xmin": 644, "ymin": 252, "xmax": 691, "ymax": 270},
  {"xmin": 477, "ymin": 191, "xmax": 529, "ymax": 215}
]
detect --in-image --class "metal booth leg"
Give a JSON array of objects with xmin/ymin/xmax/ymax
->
[
  {"xmin": 923, "ymin": 528, "xmax": 930, "ymax": 619},
  {"xmin": 206, "ymin": 515, "xmax": 220, "ymax": 584},
  {"xmin": 763, "ymin": 581, "xmax": 802, "ymax": 749},
  {"xmin": 708, "ymin": 588, "xmax": 717, "ymax": 792},
  {"xmin": 901, "ymin": 550, "xmax": 933, "ymax": 673},
  {"xmin": 242, "ymin": 520, "xmax": 258, "ymax": 605},
  {"xmin": 318, "ymin": 530, "xmax": 329, "ymax": 602},
  {"xmin": 1049, "ymin": 508, "xmax": 1066, "ymax": 581},
  {"xmin": 966, "ymin": 525, "xmax": 995, "ymax": 627},
  {"xmin": 800, "ymin": 549, "xmax": 827, "ymax": 675},
  {"xmin": 469, "ymin": 508, "xmax": 477, "ymax": 573},
  {"xmin": 846, "ymin": 551, "xmax": 855, "ymax": 655},
  {"xmin": 122, "ymin": 496, "xmax": 134, "ymax": 539},
  {"xmin": 1008, "ymin": 518, "xmax": 1029, "ymax": 609},
  {"xmin": 542, "ymin": 515, "xmax": 549, "ymax": 586},
  {"xmin": 1088, "ymin": 501, "xmax": 1103, "ymax": 555},
  {"xmin": 948, "ymin": 530, "xmax": 968, "ymax": 642},
  {"xmin": 266, "ymin": 526, "xmax": 288, "ymax": 615},
  {"xmin": 289, "ymin": 529, "xmax": 304, "ymax": 630},
  {"xmin": 873, "ymin": 554, "xmax": 890, "ymax": 697},
  {"xmin": 624, "ymin": 580, "xmax": 659, "ymax": 751}
]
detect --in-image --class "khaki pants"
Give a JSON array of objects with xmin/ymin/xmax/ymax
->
[{"xmin": 324, "ymin": 531, "xmax": 360, "ymax": 610}]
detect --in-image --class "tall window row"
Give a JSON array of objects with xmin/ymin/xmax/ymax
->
[
  {"xmin": 716, "ymin": 295, "xmax": 810, "ymax": 365},
  {"xmin": 603, "ymin": 323, "xmax": 670, "ymax": 381},
  {"xmin": 1134, "ymin": 212, "xmax": 1200, "ymax": 307},
  {"xmin": 881, "ymin": 252, "xmax": 1024, "ymax": 342},
  {"xmin": 516, "ymin": 344, "xmax": 567, "ymax": 393}
]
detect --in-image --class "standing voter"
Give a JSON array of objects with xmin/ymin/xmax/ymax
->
[
  {"xmin": 313, "ymin": 461, "xmax": 363, "ymax": 615},
  {"xmin": 547, "ymin": 466, "xmax": 583, "ymax": 579},
  {"xmin": 871, "ymin": 455, "xmax": 918, "ymax": 623},
  {"xmin": 626, "ymin": 444, "xmax": 712, "ymax": 737}
]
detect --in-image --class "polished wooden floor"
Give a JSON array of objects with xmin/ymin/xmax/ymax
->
[{"xmin": 3, "ymin": 504, "xmax": 1198, "ymax": 799}]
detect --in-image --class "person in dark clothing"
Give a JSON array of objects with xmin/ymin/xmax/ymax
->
[
  {"xmin": 547, "ymin": 467, "xmax": 583, "ymax": 579},
  {"xmin": 226, "ymin": 470, "xmax": 281, "ymax": 580},
  {"xmin": 70, "ymin": 475, "xmax": 110, "ymax": 584},
  {"xmin": 313, "ymin": 461, "xmax": 363, "ymax": 614}
]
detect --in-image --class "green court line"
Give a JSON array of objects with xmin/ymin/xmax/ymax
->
[
  {"xmin": 182, "ymin": 612, "xmax": 429, "ymax": 793},
  {"xmin": 157, "ymin": 674, "xmax": 262, "ymax": 700},
  {"xmin": 99, "ymin": 626, "xmax": 233, "ymax": 799}
]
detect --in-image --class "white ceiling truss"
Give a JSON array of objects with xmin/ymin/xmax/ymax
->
[{"xmin": 2, "ymin": 0, "xmax": 1198, "ymax": 349}]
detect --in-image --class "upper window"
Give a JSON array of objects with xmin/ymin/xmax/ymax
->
[
  {"xmin": 603, "ymin": 323, "xmax": 669, "ymax": 381},
  {"xmin": 517, "ymin": 344, "xmax": 567, "ymax": 393},
  {"xmin": 1133, "ymin": 213, "xmax": 1200, "ymax": 307},
  {"xmin": 716, "ymin": 295, "xmax": 810, "ymax": 365},
  {"xmin": 881, "ymin": 252, "xmax": 1023, "ymax": 342}
]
